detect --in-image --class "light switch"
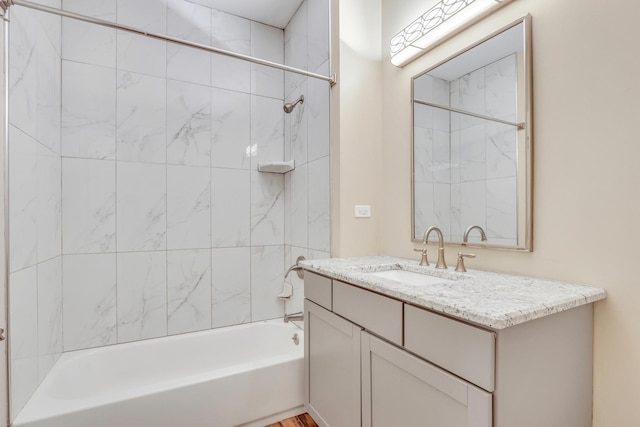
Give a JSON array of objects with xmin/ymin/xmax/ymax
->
[{"xmin": 355, "ymin": 205, "xmax": 371, "ymax": 218}]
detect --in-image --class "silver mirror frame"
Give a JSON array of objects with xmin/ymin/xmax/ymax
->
[{"xmin": 411, "ymin": 14, "xmax": 533, "ymax": 251}]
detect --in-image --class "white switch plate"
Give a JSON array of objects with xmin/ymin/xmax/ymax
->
[{"xmin": 355, "ymin": 205, "xmax": 371, "ymax": 218}]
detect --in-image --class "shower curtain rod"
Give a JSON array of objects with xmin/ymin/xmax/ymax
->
[{"xmin": 0, "ymin": 0, "xmax": 337, "ymax": 87}]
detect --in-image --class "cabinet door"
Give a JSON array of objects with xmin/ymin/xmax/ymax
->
[
  {"xmin": 305, "ymin": 300, "xmax": 362, "ymax": 427},
  {"xmin": 361, "ymin": 332, "xmax": 492, "ymax": 427}
]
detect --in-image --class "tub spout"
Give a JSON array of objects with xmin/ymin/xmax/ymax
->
[{"xmin": 284, "ymin": 312, "xmax": 304, "ymax": 323}]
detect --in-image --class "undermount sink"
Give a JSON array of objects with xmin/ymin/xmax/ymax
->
[{"xmin": 366, "ymin": 269, "xmax": 456, "ymax": 286}]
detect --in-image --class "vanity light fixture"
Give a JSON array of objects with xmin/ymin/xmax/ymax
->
[{"xmin": 390, "ymin": 0, "xmax": 513, "ymax": 67}]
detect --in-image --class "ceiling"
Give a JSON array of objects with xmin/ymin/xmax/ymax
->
[{"xmin": 187, "ymin": 0, "xmax": 304, "ymax": 29}]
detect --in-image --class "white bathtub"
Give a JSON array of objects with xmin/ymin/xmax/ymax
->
[{"xmin": 13, "ymin": 320, "xmax": 305, "ymax": 427}]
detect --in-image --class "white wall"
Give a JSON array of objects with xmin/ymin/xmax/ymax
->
[{"xmin": 333, "ymin": 0, "xmax": 640, "ymax": 424}]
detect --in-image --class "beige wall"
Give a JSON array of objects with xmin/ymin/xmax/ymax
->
[
  {"xmin": 333, "ymin": 0, "xmax": 640, "ymax": 425},
  {"xmin": 331, "ymin": 0, "xmax": 383, "ymax": 257}
]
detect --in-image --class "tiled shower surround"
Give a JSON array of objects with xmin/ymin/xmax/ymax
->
[
  {"xmin": 414, "ymin": 54, "xmax": 517, "ymax": 245},
  {"xmin": 8, "ymin": 0, "xmax": 63, "ymax": 417},
  {"xmin": 8, "ymin": 0, "xmax": 330, "ymax": 417}
]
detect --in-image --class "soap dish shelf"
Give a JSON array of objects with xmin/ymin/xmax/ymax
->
[{"xmin": 257, "ymin": 160, "xmax": 295, "ymax": 174}]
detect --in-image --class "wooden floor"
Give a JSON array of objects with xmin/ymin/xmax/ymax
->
[{"xmin": 265, "ymin": 412, "xmax": 318, "ymax": 427}]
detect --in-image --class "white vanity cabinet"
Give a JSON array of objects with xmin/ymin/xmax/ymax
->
[
  {"xmin": 361, "ymin": 332, "xmax": 492, "ymax": 427},
  {"xmin": 304, "ymin": 299, "xmax": 362, "ymax": 427},
  {"xmin": 304, "ymin": 270, "xmax": 597, "ymax": 427}
]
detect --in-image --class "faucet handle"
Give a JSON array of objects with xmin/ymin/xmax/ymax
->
[
  {"xmin": 413, "ymin": 248, "xmax": 429, "ymax": 266},
  {"xmin": 284, "ymin": 255, "xmax": 306, "ymax": 279},
  {"xmin": 455, "ymin": 252, "xmax": 476, "ymax": 272}
]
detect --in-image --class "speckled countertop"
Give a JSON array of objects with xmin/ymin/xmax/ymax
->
[{"xmin": 299, "ymin": 256, "xmax": 607, "ymax": 330}]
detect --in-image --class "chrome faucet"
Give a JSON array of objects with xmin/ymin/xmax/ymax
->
[
  {"xmin": 463, "ymin": 225, "xmax": 487, "ymax": 245},
  {"xmin": 284, "ymin": 312, "xmax": 304, "ymax": 323},
  {"xmin": 422, "ymin": 226, "xmax": 447, "ymax": 269}
]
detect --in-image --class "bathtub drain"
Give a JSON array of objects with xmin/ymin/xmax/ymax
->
[{"xmin": 292, "ymin": 333, "xmax": 300, "ymax": 345}]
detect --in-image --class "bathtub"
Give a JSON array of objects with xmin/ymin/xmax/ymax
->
[{"xmin": 13, "ymin": 320, "xmax": 305, "ymax": 427}]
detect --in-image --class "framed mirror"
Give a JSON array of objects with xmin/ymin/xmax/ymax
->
[{"xmin": 412, "ymin": 15, "xmax": 532, "ymax": 250}]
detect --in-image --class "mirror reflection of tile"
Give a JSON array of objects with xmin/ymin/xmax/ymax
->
[{"xmin": 413, "ymin": 23, "xmax": 525, "ymax": 247}]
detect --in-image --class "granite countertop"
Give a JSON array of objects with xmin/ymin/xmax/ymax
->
[{"xmin": 299, "ymin": 256, "xmax": 607, "ymax": 330}]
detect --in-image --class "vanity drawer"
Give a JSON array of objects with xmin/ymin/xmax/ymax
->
[
  {"xmin": 333, "ymin": 281, "xmax": 403, "ymax": 345},
  {"xmin": 305, "ymin": 271, "xmax": 332, "ymax": 310},
  {"xmin": 404, "ymin": 305, "xmax": 495, "ymax": 392}
]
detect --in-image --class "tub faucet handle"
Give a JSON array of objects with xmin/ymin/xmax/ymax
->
[
  {"xmin": 285, "ymin": 255, "xmax": 306, "ymax": 279},
  {"xmin": 284, "ymin": 265, "xmax": 302, "ymax": 279}
]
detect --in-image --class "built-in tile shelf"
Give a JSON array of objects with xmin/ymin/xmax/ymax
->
[{"xmin": 258, "ymin": 160, "xmax": 295, "ymax": 173}]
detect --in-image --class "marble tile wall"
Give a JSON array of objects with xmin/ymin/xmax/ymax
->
[
  {"xmin": 414, "ymin": 55, "xmax": 517, "ymax": 246},
  {"xmin": 413, "ymin": 75, "xmax": 450, "ymax": 240},
  {"xmin": 283, "ymin": 0, "xmax": 331, "ymax": 316},
  {"xmin": 449, "ymin": 54, "xmax": 517, "ymax": 245},
  {"xmin": 55, "ymin": 0, "xmax": 296, "ymax": 352},
  {"xmin": 8, "ymin": 0, "xmax": 331, "ymax": 416},
  {"xmin": 8, "ymin": 2, "xmax": 63, "ymax": 417}
]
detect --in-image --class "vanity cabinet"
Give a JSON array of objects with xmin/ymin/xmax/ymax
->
[
  {"xmin": 361, "ymin": 331, "xmax": 492, "ymax": 427},
  {"xmin": 304, "ymin": 270, "xmax": 596, "ymax": 427},
  {"xmin": 304, "ymin": 299, "xmax": 362, "ymax": 427},
  {"xmin": 332, "ymin": 280, "xmax": 403, "ymax": 346},
  {"xmin": 404, "ymin": 304, "xmax": 495, "ymax": 392}
]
